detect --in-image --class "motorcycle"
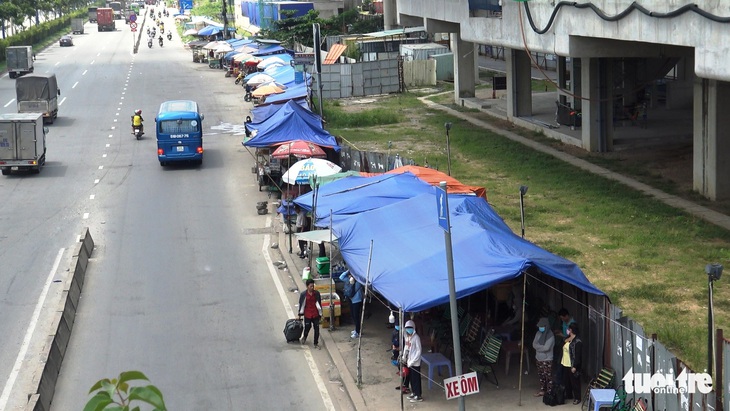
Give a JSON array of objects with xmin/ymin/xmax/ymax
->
[
  {"xmin": 158, "ymin": 36, "xmax": 164, "ymax": 47},
  {"xmin": 160, "ymin": 27, "xmax": 164, "ymax": 34},
  {"xmin": 234, "ymin": 72, "xmax": 244, "ymax": 85},
  {"xmin": 147, "ymin": 39, "xmax": 153, "ymax": 48},
  {"xmin": 132, "ymin": 126, "xmax": 143, "ymax": 140},
  {"xmin": 166, "ymin": 32, "xmax": 172, "ymax": 41}
]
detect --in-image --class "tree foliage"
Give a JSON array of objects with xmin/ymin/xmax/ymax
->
[
  {"xmin": 84, "ymin": 371, "xmax": 167, "ymax": 411},
  {"xmin": 259, "ymin": 9, "xmax": 383, "ymax": 51}
]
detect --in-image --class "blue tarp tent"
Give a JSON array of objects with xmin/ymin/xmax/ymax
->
[
  {"xmin": 294, "ymin": 173, "xmax": 436, "ymax": 226},
  {"xmin": 251, "ymin": 98, "xmax": 310, "ymax": 122},
  {"xmin": 333, "ymin": 193, "xmax": 605, "ymax": 312},
  {"xmin": 243, "ymin": 100, "xmax": 339, "ymax": 150},
  {"xmin": 263, "ymin": 82, "xmax": 310, "ymax": 104}
]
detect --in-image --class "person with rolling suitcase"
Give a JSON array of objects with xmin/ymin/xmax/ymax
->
[
  {"xmin": 284, "ymin": 318, "xmax": 304, "ymax": 343},
  {"xmin": 298, "ymin": 279, "xmax": 323, "ymax": 349}
]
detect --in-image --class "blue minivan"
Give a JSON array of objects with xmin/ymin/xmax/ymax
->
[{"xmin": 155, "ymin": 100, "xmax": 204, "ymax": 166}]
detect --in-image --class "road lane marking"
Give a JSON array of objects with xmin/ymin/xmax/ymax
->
[
  {"xmin": 98, "ymin": 166, "xmax": 104, "ymax": 170},
  {"xmin": 262, "ymin": 231, "xmax": 335, "ymax": 410},
  {"xmin": 89, "ymin": 194, "xmax": 95, "ymax": 199},
  {"xmin": 82, "ymin": 70, "xmax": 87, "ymax": 75},
  {"xmin": 94, "ymin": 179, "xmax": 100, "ymax": 184},
  {"xmin": 72, "ymin": 81, "xmax": 79, "ymax": 89},
  {"xmin": 59, "ymin": 97, "xmax": 66, "ymax": 106},
  {"xmin": 0, "ymin": 248, "xmax": 65, "ymax": 410},
  {"xmin": 83, "ymin": 213, "xmax": 89, "ymax": 219},
  {"xmin": 90, "ymin": 60, "xmax": 95, "ymax": 65},
  {"xmin": 4, "ymin": 99, "xmax": 15, "ymax": 108}
]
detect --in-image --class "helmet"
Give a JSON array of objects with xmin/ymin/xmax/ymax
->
[{"xmin": 135, "ymin": 109, "xmax": 142, "ymax": 115}]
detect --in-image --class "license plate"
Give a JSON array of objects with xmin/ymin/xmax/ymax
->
[
  {"xmin": 176, "ymin": 146, "xmax": 185, "ymax": 152},
  {"xmin": 11, "ymin": 166, "xmax": 18, "ymax": 171}
]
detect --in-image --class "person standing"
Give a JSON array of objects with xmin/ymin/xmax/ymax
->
[
  {"xmin": 532, "ymin": 317, "xmax": 555, "ymax": 397},
  {"xmin": 298, "ymin": 279, "xmax": 322, "ymax": 349},
  {"xmin": 294, "ymin": 205, "xmax": 308, "ymax": 259},
  {"xmin": 560, "ymin": 322, "xmax": 583, "ymax": 404},
  {"xmin": 340, "ymin": 271, "xmax": 364, "ymax": 338},
  {"xmin": 404, "ymin": 320, "xmax": 423, "ymax": 403}
]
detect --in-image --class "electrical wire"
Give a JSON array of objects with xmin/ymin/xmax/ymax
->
[{"xmin": 524, "ymin": 1, "xmax": 730, "ymax": 35}]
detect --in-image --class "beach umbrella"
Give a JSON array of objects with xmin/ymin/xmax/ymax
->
[
  {"xmin": 282, "ymin": 158, "xmax": 342, "ymax": 185},
  {"xmin": 271, "ymin": 140, "xmax": 327, "ymax": 159},
  {"xmin": 214, "ymin": 43, "xmax": 233, "ymax": 53},
  {"xmin": 183, "ymin": 28, "xmax": 198, "ymax": 36},
  {"xmin": 252, "ymin": 84, "xmax": 285, "ymax": 98},
  {"xmin": 246, "ymin": 73, "xmax": 275, "ymax": 87},
  {"xmin": 197, "ymin": 25, "xmax": 222, "ymax": 36},
  {"xmin": 257, "ymin": 56, "xmax": 287, "ymax": 69}
]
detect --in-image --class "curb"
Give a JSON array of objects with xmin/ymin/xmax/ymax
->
[
  {"xmin": 23, "ymin": 229, "xmax": 94, "ymax": 411},
  {"xmin": 275, "ymin": 228, "xmax": 366, "ymax": 411}
]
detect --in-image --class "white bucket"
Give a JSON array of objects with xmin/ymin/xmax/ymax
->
[{"xmin": 302, "ymin": 267, "xmax": 311, "ymax": 281}]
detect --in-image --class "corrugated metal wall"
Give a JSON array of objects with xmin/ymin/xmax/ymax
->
[{"xmin": 315, "ymin": 59, "xmax": 400, "ymax": 99}]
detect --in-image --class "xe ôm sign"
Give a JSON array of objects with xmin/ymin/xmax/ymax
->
[{"xmin": 444, "ymin": 372, "xmax": 480, "ymax": 400}]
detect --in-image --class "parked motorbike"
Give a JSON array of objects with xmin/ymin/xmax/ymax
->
[
  {"xmin": 147, "ymin": 39, "xmax": 153, "ymax": 48},
  {"xmin": 158, "ymin": 36, "xmax": 164, "ymax": 47},
  {"xmin": 234, "ymin": 72, "xmax": 244, "ymax": 85},
  {"xmin": 166, "ymin": 32, "xmax": 172, "ymax": 41}
]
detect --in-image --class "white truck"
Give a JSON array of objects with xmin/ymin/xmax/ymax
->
[
  {"xmin": 72, "ymin": 18, "xmax": 85, "ymax": 34},
  {"xmin": 5, "ymin": 46, "xmax": 34, "ymax": 79},
  {"xmin": 0, "ymin": 113, "xmax": 47, "ymax": 175},
  {"xmin": 16, "ymin": 73, "xmax": 61, "ymax": 124}
]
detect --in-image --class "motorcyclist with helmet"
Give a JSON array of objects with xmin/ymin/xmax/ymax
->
[{"xmin": 131, "ymin": 109, "xmax": 144, "ymax": 135}]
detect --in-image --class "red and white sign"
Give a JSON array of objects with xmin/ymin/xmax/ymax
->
[
  {"xmin": 130, "ymin": 22, "xmax": 137, "ymax": 29},
  {"xmin": 444, "ymin": 372, "xmax": 480, "ymax": 400}
]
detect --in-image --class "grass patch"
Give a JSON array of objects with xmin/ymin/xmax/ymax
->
[{"xmin": 321, "ymin": 92, "xmax": 730, "ymax": 371}]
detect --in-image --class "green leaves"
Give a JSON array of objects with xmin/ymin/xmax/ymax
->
[{"xmin": 84, "ymin": 371, "xmax": 166, "ymax": 411}]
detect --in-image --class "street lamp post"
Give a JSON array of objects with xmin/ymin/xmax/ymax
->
[
  {"xmin": 444, "ymin": 122, "xmax": 452, "ymax": 176},
  {"xmin": 519, "ymin": 185, "xmax": 528, "ymax": 239},
  {"xmin": 707, "ymin": 263, "xmax": 723, "ymax": 376}
]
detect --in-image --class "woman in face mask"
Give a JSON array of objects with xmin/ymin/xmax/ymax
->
[
  {"xmin": 560, "ymin": 322, "xmax": 583, "ymax": 404},
  {"xmin": 532, "ymin": 317, "xmax": 555, "ymax": 397},
  {"xmin": 339, "ymin": 270, "xmax": 364, "ymax": 338}
]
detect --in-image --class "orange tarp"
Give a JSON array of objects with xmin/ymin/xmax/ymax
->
[{"xmin": 362, "ymin": 165, "xmax": 487, "ymax": 199}]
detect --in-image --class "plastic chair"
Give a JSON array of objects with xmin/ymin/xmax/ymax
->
[
  {"xmin": 469, "ymin": 335, "xmax": 502, "ymax": 387},
  {"xmin": 581, "ymin": 368, "xmax": 615, "ymax": 411}
]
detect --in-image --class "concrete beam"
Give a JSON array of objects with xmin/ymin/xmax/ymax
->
[
  {"xmin": 425, "ymin": 18, "xmax": 459, "ymax": 34},
  {"xmin": 398, "ymin": 13, "xmax": 423, "ymax": 28},
  {"xmin": 570, "ymin": 36, "xmax": 692, "ymax": 59}
]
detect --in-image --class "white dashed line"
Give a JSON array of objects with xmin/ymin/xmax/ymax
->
[
  {"xmin": 82, "ymin": 213, "xmax": 89, "ymax": 219},
  {"xmin": 82, "ymin": 70, "xmax": 87, "ymax": 75},
  {"xmin": 4, "ymin": 99, "xmax": 15, "ymax": 108},
  {"xmin": 98, "ymin": 166, "xmax": 104, "ymax": 170},
  {"xmin": 94, "ymin": 179, "xmax": 100, "ymax": 184},
  {"xmin": 106, "ymin": 144, "xmax": 110, "ymax": 147},
  {"xmin": 102, "ymin": 154, "xmax": 107, "ymax": 158},
  {"xmin": 59, "ymin": 97, "xmax": 66, "ymax": 106},
  {"xmin": 72, "ymin": 81, "xmax": 79, "ymax": 89},
  {"xmin": 89, "ymin": 195, "xmax": 95, "ymax": 200},
  {"xmin": 90, "ymin": 60, "xmax": 95, "ymax": 65}
]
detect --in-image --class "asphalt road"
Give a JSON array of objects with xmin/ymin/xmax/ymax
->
[{"xmin": 0, "ymin": 17, "xmax": 339, "ymax": 410}]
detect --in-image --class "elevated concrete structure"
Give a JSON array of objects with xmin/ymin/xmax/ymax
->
[{"xmin": 394, "ymin": 0, "xmax": 730, "ymax": 200}]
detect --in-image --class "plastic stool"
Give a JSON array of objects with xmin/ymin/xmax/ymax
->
[{"xmin": 421, "ymin": 352, "xmax": 453, "ymax": 390}]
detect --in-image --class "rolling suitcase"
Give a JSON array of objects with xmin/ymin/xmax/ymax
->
[{"xmin": 284, "ymin": 318, "xmax": 303, "ymax": 343}]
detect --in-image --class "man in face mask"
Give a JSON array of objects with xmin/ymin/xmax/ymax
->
[{"xmin": 339, "ymin": 270, "xmax": 364, "ymax": 338}]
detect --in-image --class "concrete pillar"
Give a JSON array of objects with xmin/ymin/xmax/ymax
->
[
  {"xmin": 506, "ymin": 48, "xmax": 532, "ymax": 118},
  {"xmin": 580, "ymin": 57, "xmax": 613, "ymax": 152},
  {"xmin": 571, "ymin": 58, "xmax": 582, "ymax": 111},
  {"xmin": 383, "ymin": 0, "xmax": 397, "ymax": 30},
  {"xmin": 452, "ymin": 33, "xmax": 476, "ymax": 99},
  {"xmin": 557, "ymin": 56, "xmax": 568, "ymax": 106},
  {"xmin": 693, "ymin": 79, "xmax": 730, "ymax": 200}
]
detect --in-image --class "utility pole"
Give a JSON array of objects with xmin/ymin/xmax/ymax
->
[{"xmin": 221, "ymin": 0, "xmax": 229, "ymax": 39}]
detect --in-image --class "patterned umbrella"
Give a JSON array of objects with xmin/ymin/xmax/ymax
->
[
  {"xmin": 282, "ymin": 158, "xmax": 342, "ymax": 185},
  {"xmin": 271, "ymin": 140, "xmax": 327, "ymax": 159}
]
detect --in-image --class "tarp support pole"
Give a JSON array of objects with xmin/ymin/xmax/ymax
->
[
  {"xmin": 518, "ymin": 271, "xmax": 527, "ymax": 405},
  {"xmin": 356, "ymin": 240, "xmax": 374, "ymax": 386}
]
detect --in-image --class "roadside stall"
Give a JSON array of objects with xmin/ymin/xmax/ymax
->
[{"xmin": 187, "ymin": 39, "xmax": 209, "ymax": 62}]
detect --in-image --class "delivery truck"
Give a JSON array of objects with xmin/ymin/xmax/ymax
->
[
  {"xmin": 0, "ymin": 113, "xmax": 48, "ymax": 175},
  {"xmin": 97, "ymin": 7, "xmax": 115, "ymax": 31},
  {"xmin": 88, "ymin": 7, "xmax": 98, "ymax": 22},
  {"xmin": 16, "ymin": 73, "xmax": 61, "ymax": 124},
  {"xmin": 5, "ymin": 46, "xmax": 34, "ymax": 79},
  {"xmin": 72, "ymin": 18, "xmax": 85, "ymax": 34}
]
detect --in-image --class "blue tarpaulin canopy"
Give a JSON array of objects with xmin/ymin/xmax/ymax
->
[
  {"xmin": 294, "ymin": 173, "xmax": 435, "ymax": 226},
  {"xmin": 333, "ymin": 193, "xmax": 605, "ymax": 312},
  {"xmin": 263, "ymin": 81, "xmax": 310, "ymax": 104},
  {"xmin": 243, "ymin": 100, "xmax": 339, "ymax": 150},
  {"xmin": 251, "ymin": 98, "xmax": 310, "ymax": 122}
]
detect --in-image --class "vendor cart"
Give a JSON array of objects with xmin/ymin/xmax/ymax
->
[{"xmin": 253, "ymin": 148, "xmax": 283, "ymax": 193}]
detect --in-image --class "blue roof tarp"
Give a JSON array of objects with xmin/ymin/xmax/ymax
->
[
  {"xmin": 334, "ymin": 193, "xmax": 605, "ymax": 312},
  {"xmin": 263, "ymin": 81, "xmax": 310, "ymax": 104},
  {"xmin": 294, "ymin": 173, "xmax": 435, "ymax": 226},
  {"xmin": 243, "ymin": 100, "xmax": 339, "ymax": 150},
  {"xmin": 251, "ymin": 98, "xmax": 310, "ymax": 122}
]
